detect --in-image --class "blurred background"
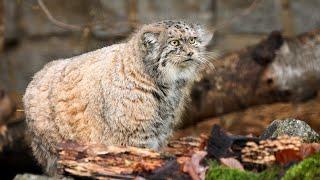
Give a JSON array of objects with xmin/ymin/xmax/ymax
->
[
  {"xmin": 0, "ymin": 0, "xmax": 320, "ymax": 179},
  {"xmin": 1, "ymin": 0, "xmax": 319, "ymax": 94}
]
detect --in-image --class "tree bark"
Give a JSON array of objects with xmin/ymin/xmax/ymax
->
[{"xmin": 57, "ymin": 136, "xmax": 207, "ymax": 179}]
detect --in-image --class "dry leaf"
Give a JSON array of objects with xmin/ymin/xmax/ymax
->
[
  {"xmin": 275, "ymin": 149, "xmax": 301, "ymax": 165},
  {"xmin": 182, "ymin": 151, "xmax": 208, "ymax": 180},
  {"xmin": 220, "ymin": 157, "xmax": 244, "ymax": 170},
  {"xmin": 299, "ymin": 143, "xmax": 320, "ymax": 159}
]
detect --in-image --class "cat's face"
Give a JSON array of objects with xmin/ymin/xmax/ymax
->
[{"xmin": 141, "ymin": 20, "xmax": 213, "ymax": 84}]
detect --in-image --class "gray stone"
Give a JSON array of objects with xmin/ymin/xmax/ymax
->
[
  {"xmin": 216, "ymin": 0, "xmax": 282, "ymax": 33},
  {"xmin": 290, "ymin": 0, "xmax": 320, "ymax": 34},
  {"xmin": 261, "ymin": 118, "xmax": 320, "ymax": 143}
]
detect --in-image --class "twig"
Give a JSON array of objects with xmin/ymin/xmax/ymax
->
[
  {"xmin": 37, "ymin": 0, "xmax": 137, "ymax": 37},
  {"xmin": 37, "ymin": 0, "xmax": 82, "ymax": 31},
  {"xmin": 212, "ymin": 0, "xmax": 264, "ymax": 32}
]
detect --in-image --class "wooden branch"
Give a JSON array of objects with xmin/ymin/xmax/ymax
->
[
  {"xmin": 57, "ymin": 136, "xmax": 207, "ymax": 179},
  {"xmin": 37, "ymin": 0, "xmax": 82, "ymax": 31}
]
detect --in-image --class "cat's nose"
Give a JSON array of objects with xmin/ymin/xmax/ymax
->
[{"xmin": 187, "ymin": 52, "xmax": 194, "ymax": 57}]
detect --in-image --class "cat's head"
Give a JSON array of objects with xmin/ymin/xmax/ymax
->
[{"xmin": 137, "ymin": 20, "xmax": 213, "ymax": 85}]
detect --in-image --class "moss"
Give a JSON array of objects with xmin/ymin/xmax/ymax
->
[
  {"xmin": 205, "ymin": 161, "xmax": 278, "ymax": 180},
  {"xmin": 206, "ymin": 153, "xmax": 320, "ymax": 180},
  {"xmin": 282, "ymin": 153, "xmax": 320, "ymax": 180}
]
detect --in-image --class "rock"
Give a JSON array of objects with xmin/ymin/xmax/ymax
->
[
  {"xmin": 261, "ymin": 118, "xmax": 320, "ymax": 143},
  {"xmin": 13, "ymin": 174, "xmax": 72, "ymax": 180}
]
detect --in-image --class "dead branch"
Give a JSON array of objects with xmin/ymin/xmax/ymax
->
[
  {"xmin": 37, "ymin": 0, "xmax": 137, "ymax": 38},
  {"xmin": 57, "ymin": 136, "xmax": 207, "ymax": 179},
  {"xmin": 37, "ymin": 0, "xmax": 82, "ymax": 31}
]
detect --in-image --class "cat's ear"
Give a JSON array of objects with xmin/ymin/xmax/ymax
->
[
  {"xmin": 142, "ymin": 32, "xmax": 160, "ymax": 48},
  {"xmin": 140, "ymin": 25, "xmax": 165, "ymax": 51},
  {"xmin": 195, "ymin": 24, "xmax": 214, "ymax": 46}
]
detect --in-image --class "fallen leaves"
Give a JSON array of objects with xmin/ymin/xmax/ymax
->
[
  {"xmin": 241, "ymin": 135, "xmax": 301, "ymax": 165},
  {"xmin": 241, "ymin": 135, "xmax": 320, "ymax": 167},
  {"xmin": 181, "ymin": 151, "xmax": 208, "ymax": 180},
  {"xmin": 275, "ymin": 143, "xmax": 320, "ymax": 165}
]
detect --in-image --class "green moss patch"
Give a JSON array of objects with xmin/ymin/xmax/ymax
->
[
  {"xmin": 206, "ymin": 153, "xmax": 320, "ymax": 180},
  {"xmin": 205, "ymin": 161, "xmax": 278, "ymax": 180},
  {"xmin": 282, "ymin": 153, "xmax": 320, "ymax": 180}
]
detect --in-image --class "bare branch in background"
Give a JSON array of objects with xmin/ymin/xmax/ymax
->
[
  {"xmin": 37, "ymin": 0, "xmax": 138, "ymax": 37},
  {"xmin": 37, "ymin": 0, "xmax": 82, "ymax": 31},
  {"xmin": 37, "ymin": 0, "xmax": 263, "ymax": 35}
]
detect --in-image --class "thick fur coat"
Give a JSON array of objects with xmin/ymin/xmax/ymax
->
[{"xmin": 23, "ymin": 20, "xmax": 213, "ymax": 174}]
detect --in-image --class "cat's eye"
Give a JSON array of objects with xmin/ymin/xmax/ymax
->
[
  {"xmin": 189, "ymin": 37, "xmax": 196, "ymax": 44},
  {"xmin": 170, "ymin": 40, "xmax": 180, "ymax": 46}
]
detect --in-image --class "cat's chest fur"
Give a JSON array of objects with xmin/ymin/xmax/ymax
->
[{"xmin": 144, "ymin": 81, "xmax": 186, "ymax": 147}]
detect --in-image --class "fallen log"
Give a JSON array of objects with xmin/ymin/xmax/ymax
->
[
  {"xmin": 187, "ymin": 29, "xmax": 320, "ymax": 124},
  {"xmin": 176, "ymin": 91, "xmax": 320, "ymax": 138},
  {"xmin": 57, "ymin": 136, "xmax": 208, "ymax": 179},
  {"xmin": 57, "ymin": 123, "xmax": 320, "ymax": 179}
]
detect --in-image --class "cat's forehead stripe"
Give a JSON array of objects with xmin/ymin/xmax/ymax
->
[
  {"xmin": 168, "ymin": 27, "xmax": 196, "ymax": 38},
  {"xmin": 155, "ymin": 21, "xmax": 197, "ymax": 37}
]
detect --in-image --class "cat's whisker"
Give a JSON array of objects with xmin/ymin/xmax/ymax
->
[
  {"xmin": 199, "ymin": 52, "xmax": 222, "ymax": 60},
  {"xmin": 198, "ymin": 57, "xmax": 216, "ymax": 71}
]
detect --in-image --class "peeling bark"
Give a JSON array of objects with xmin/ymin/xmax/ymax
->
[{"xmin": 57, "ymin": 137, "xmax": 207, "ymax": 179}]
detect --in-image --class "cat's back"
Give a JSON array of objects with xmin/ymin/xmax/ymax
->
[
  {"xmin": 23, "ymin": 43, "xmax": 125, "ymax": 130},
  {"xmin": 25, "ymin": 43, "xmax": 123, "ymax": 93}
]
